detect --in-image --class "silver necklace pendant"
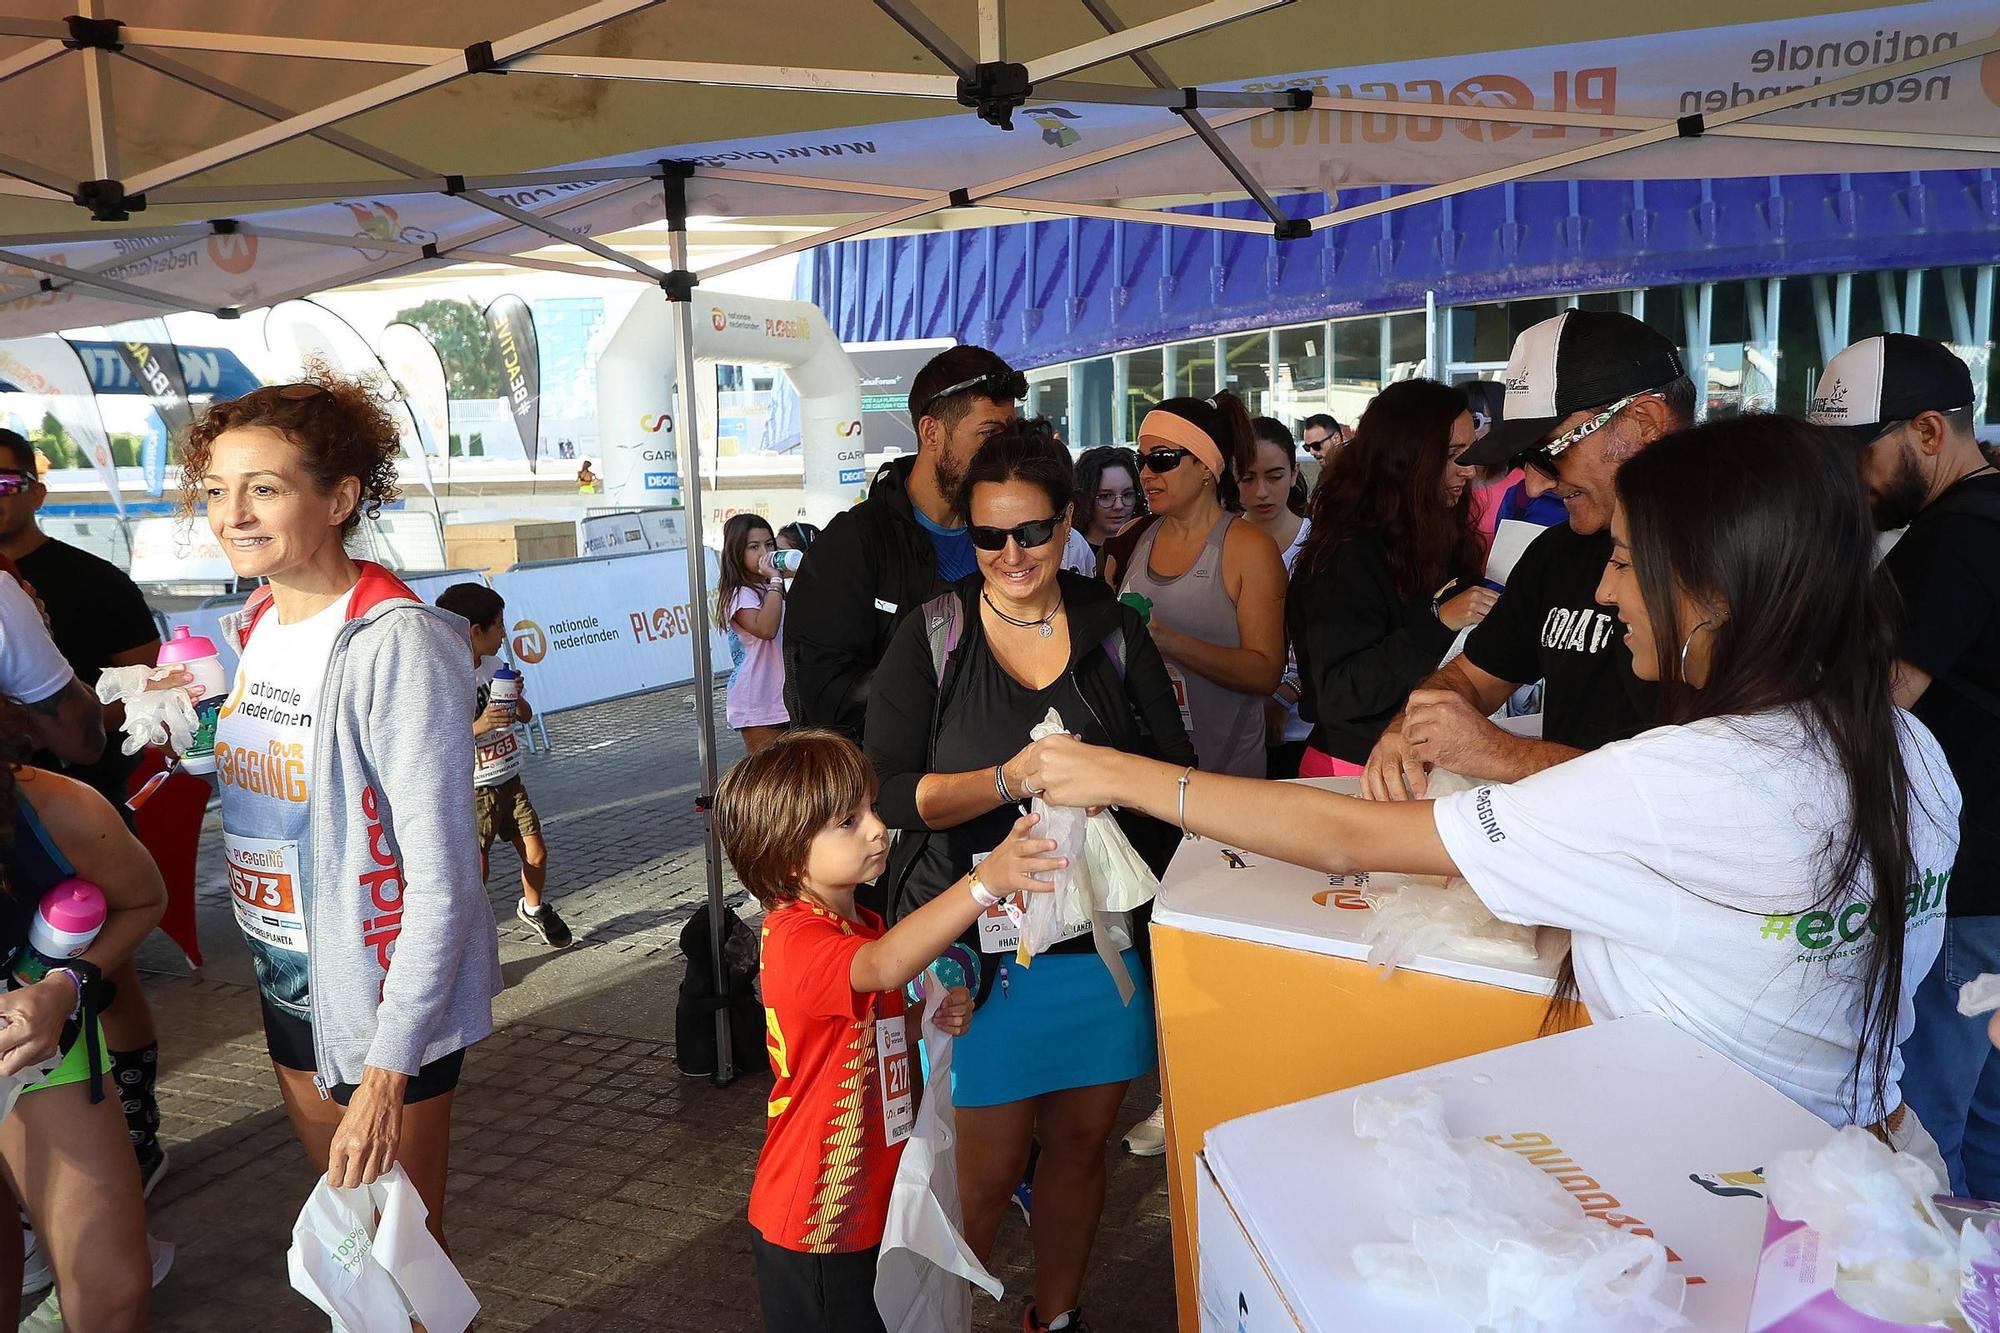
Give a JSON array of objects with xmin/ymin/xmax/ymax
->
[{"xmin": 1038, "ymin": 621, "xmax": 1054, "ymax": 638}]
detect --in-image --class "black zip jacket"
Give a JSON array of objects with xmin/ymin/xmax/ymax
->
[
  {"xmin": 864, "ymin": 570, "xmax": 1197, "ymax": 926},
  {"xmin": 782, "ymin": 455, "xmax": 948, "ymax": 741},
  {"xmin": 1287, "ymin": 534, "xmax": 1459, "ymax": 766}
]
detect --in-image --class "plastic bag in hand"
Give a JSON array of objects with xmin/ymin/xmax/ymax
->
[
  {"xmin": 1082, "ymin": 810, "xmax": 1158, "ymax": 914},
  {"xmin": 1766, "ymin": 1126, "xmax": 1960, "ymax": 1326},
  {"xmin": 874, "ymin": 973, "xmax": 1004, "ymax": 1332},
  {"xmin": 1019, "ymin": 708, "xmax": 1089, "ymax": 962},
  {"xmin": 95, "ymin": 664, "xmax": 197, "ymax": 757},
  {"xmin": 287, "ymin": 1165, "xmax": 479, "ymax": 1333}
]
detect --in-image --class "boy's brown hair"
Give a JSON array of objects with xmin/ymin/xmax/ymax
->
[{"xmin": 714, "ymin": 728, "xmax": 873, "ymax": 909}]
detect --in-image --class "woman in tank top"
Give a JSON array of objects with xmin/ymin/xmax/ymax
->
[{"xmin": 1105, "ymin": 394, "xmax": 1287, "ymax": 781}]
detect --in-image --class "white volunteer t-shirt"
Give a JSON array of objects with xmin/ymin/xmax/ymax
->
[
  {"xmin": 0, "ymin": 573, "xmax": 73, "ymax": 705},
  {"xmin": 214, "ymin": 590, "xmax": 353, "ymax": 1017},
  {"xmin": 1433, "ymin": 708, "xmax": 1961, "ymax": 1128}
]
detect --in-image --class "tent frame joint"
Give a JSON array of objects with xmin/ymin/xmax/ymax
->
[
  {"xmin": 1273, "ymin": 217, "xmax": 1311, "ymax": 241},
  {"xmin": 62, "ymin": 15, "xmax": 122, "ymax": 51},
  {"xmin": 208, "ymin": 217, "xmax": 238, "ymax": 234},
  {"xmin": 661, "ymin": 268, "xmax": 696, "ymax": 301},
  {"xmin": 957, "ymin": 59, "xmax": 1030, "ymax": 130},
  {"xmin": 948, "ymin": 187, "xmax": 973, "ymax": 208},
  {"xmin": 74, "ymin": 178, "xmax": 142, "ymax": 222},
  {"xmin": 464, "ymin": 40, "xmax": 501, "ymax": 75},
  {"xmin": 215, "ymin": 306, "xmax": 239, "ymax": 320},
  {"xmin": 1678, "ymin": 112, "xmax": 1706, "ymax": 139},
  {"xmin": 443, "ymin": 174, "xmax": 467, "ymax": 196}
]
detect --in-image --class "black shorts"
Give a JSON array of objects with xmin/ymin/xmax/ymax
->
[
  {"xmin": 750, "ymin": 1229, "xmax": 885, "ymax": 1333},
  {"xmin": 259, "ymin": 996, "xmax": 465, "ymax": 1106}
]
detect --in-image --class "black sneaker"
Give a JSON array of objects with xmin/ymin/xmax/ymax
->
[{"xmin": 518, "ymin": 900, "xmax": 574, "ymax": 948}]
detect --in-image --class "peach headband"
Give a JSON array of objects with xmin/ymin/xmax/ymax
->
[{"xmin": 1136, "ymin": 409, "xmax": 1225, "ymax": 480}]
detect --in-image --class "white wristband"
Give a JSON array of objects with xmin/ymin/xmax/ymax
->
[{"xmin": 969, "ymin": 872, "xmax": 1003, "ymax": 909}]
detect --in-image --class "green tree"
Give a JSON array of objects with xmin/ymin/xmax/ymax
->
[
  {"xmin": 31, "ymin": 410, "xmax": 75, "ymax": 469},
  {"xmin": 390, "ymin": 299, "xmax": 503, "ymax": 400}
]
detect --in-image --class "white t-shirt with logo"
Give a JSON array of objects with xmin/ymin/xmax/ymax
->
[
  {"xmin": 214, "ymin": 590, "xmax": 354, "ymax": 1017},
  {"xmin": 0, "ymin": 573, "xmax": 72, "ymax": 705},
  {"xmin": 473, "ymin": 660, "xmax": 524, "ymax": 788},
  {"xmin": 1432, "ymin": 708, "xmax": 1960, "ymax": 1128}
]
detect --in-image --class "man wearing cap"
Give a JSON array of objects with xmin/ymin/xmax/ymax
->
[
  {"xmin": 1362, "ymin": 310, "xmax": 1696, "ymax": 799},
  {"xmin": 1813, "ymin": 333, "xmax": 2000, "ymax": 1196},
  {"xmin": 783, "ymin": 344, "xmax": 1024, "ymax": 741}
]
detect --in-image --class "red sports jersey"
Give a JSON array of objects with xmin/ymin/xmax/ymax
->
[{"xmin": 747, "ymin": 900, "xmax": 912, "ymax": 1254}]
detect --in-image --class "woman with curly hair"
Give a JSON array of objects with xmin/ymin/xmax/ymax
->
[
  {"xmin": 177, "ymin": 375, "xmax": 500, "ymax": 1244},
  {"xmin": 0, "ymin": 697, "xmax": 164, "ymax": 1329}
]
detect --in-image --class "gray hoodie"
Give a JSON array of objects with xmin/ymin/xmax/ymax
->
[{"xmin": 227, "ymin": 563, "xmax": 502, "ymax": 1089}]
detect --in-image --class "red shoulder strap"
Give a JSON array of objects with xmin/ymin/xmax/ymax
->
[{"xmin": 236, "ymin": 561, "xmax": 415, "ymax": 647}]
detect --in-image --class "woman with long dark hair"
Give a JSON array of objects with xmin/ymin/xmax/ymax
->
[
  {"xmin": 0, "ymin": 697, "xmax": 165, "ymax": 1329},
  {"xmin": 1288, "ymin": 379, "xmax": 1492, "ymax": 778},
  {"xmin": 1024, "ymin": 417, "xmax": 1961, "ymax": 1139},
  {"xmin": 1242, "ymin": 418, "xmax": 1312, "ymax": 778},
  {"xmin": 713, "ymin": 513, "xmax": 789, "ymax": 755}
]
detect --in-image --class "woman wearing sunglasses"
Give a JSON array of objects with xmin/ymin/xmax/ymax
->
[
  {"xmin": 864, "ymin": 423, "xmax": 1194, "ymax": 1333},
  {"xmin": 177, "ymin": 376, "xmax": 501, "ymax": 1248},
  {"xmin": 1105, "ymin": 395, "xmax": 1287, "ymax": 781},
  {"xmin": 1287, "ymin": 379, "xmax": 1491, "ymax": 779},
  {"xmin": 1026, "ymin": 417, "xmax": 1962, "ymax": 1157}
]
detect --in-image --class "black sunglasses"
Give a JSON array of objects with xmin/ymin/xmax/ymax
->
[
  {"xmin": 967, "ymin": 516, "xmax": 1060, "ymax": 551},
  {"xmin": 1138, "ymin": 446, "xmax": 1197, "ymax": 474},
  {"xmin": 918, "ymin": 369, "xmax": 1028, "ymax": 422}
]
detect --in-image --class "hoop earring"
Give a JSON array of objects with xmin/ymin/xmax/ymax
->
[{"xmin": 1679, "ymin": 619, "xmax": 1712, "ymax": 679}]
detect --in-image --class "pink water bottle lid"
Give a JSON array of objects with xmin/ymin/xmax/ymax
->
[
  {"xmin": 157, "ymin": 625, "xmax": 219, "ymax": 664},
  {"xmin": 40, "ymin": 878, "xmax": 106, "ymax": 934}
]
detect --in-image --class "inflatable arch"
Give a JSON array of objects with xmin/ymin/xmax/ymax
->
[{"xmin": 596, "ymin": 292, "xmax": 864, "ymax": 522}]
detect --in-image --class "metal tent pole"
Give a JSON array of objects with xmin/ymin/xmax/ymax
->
[{"xmin": 663, "ymin": 163, "xmax": 734, "ymax": 1087}]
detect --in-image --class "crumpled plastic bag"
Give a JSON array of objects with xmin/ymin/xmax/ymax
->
[
  {"xmin": 1351, "ymin": 1087, "xmax": 1688, "ymax": 1331},
  {"xmin": 95, "ymin": 664, "xmax": 197, "ymax": 757},
  {"xmin": 1019, "ymin": 708, "xmax": 1091, "ymax": 960},
  {"xmin": 1360, "ymin": 874, "xmax": 1540, "ymax": 975},
  {"xmin": 1960, "ymin": 974, "xmax": 2000, "ymax": 1018},
  {"xmin": 1082, "ymin": 808, "xmax": 1158, "ymax": 914},
  {"xmin": 1767, "ymin": 1126, "xmax": 1961, "ymax": 1327},
  {"xmin": 287, "ymin": 1165, "xmax": 478, "ymax": 1333},
  {"xmin": 874, "ymin": 972, "xmax": 1004, "ymax": 1332}
]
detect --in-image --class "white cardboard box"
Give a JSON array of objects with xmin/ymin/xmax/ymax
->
[{"xmin": 1197, "ymin": 1016, "xmax": 1836, "ymax": 1332}]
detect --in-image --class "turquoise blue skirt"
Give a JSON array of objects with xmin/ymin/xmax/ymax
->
[{"xmin": 950, "ymin": 948, "xmax": 1156, "ymax": 1108}]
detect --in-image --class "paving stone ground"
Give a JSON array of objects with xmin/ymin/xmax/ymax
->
[{"xmin": 126, "ymin": 685, "xmax": 1178, "ymax": 1331}]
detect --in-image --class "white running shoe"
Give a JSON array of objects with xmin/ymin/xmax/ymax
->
[{"xmin": 1122, "ymin": 1103, "xmax": 1168, "ymax": 1157}]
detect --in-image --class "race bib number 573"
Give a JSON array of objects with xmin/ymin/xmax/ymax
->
[{"xmin": 224, "ymin": 832, "xmax": 309, "ymax": 955}]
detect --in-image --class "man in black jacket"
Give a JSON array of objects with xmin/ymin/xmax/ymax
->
[
  {"xmin": 1362, "ymin": 310, "xmax": 1695, "ymax": 800},
  {"xmin": 784, "ymin": 345, "xmax": 1024, "ymax": 739}
]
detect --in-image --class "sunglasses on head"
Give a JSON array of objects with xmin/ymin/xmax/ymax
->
[
  {"xmin": 0, "ymin": 470, "xmax": 32, "ymax": 496},
  {"xmin": 1138, "ymin": 446, "xmax": 1197, "ymax": 474},
  {"xmin": 967, "ymin": 516, "xmax": 1060, "ymax": 551},
  {"xmin": 918, "ymin": 369, "xmax": 1028, "ymax": 422}
]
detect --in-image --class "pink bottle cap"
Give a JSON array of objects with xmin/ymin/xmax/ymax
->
[
  {"xmin": 40, "ymin": 878, "xmax": 106, "ymax": 933},
  {"xmin": 156, "ymin": 625, "xmax": 219, "ymax": 664}
]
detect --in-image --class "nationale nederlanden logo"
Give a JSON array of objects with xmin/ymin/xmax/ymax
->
[
  {"xmin": 510, "ymin": 619, "xmax": 548, "ymax": 664},
  {"xmin": 710, "ymin": 307, "xmax": 728, "ymax": 333}
]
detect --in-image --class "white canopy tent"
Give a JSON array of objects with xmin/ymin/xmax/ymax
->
[{"xmin": 0, "ymin": 0, "xmax": 1992, "ymax": 1081}]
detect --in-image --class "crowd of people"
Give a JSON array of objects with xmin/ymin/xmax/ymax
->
[{"xmin": 0, "ymin": 305, "xmax": 1992, "ymax": 1331}]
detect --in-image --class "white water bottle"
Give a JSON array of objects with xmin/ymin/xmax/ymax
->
[{"xmin": 157, "ymin": 627, "xmax": 228, "ymax": 775}]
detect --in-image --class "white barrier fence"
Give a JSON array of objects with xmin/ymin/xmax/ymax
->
[{"xmin": 486, "ymin": 550, "xmax": 730, "ymax": 715}]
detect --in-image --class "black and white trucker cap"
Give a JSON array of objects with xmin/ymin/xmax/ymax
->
[
  {"xmin": 1460, "ymin": 310, "xmax": 1687, "ymax": 468},
  {"xmin": 1808, "ymin": 333, "xmax": 1975, "ymax": 443}
]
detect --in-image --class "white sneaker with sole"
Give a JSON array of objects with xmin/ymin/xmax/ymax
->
[{"xmin": 1123, "ymin": 1103, "xmax": 1168, "ymax": 1157}]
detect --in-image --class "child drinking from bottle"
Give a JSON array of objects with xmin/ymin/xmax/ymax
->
[
  {"xmin": 713, "ymin": 514, "xmax": 789, "ymax": 756},
  {"xmin": 713, "ymin": 729, "xmax": 1064, "ymax": 1333},
  {"xmin": 435, "ymin": 583, "xmax": 571, "ymax": 950}
]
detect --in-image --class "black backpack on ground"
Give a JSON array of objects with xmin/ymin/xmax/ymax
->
[{"xmin": 674, "ymin": 905, "xmax": 763, "ymax": 1079}]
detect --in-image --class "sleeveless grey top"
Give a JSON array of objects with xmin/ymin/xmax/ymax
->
[{"xmin": 1119, "ymin": 512, "xmax": 1265, "ymax": 777}]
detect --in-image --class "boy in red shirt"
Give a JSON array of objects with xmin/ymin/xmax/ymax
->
[{"xmin": 715, "ymin": 728, "xmax": 1063, "ymax": 1333}]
